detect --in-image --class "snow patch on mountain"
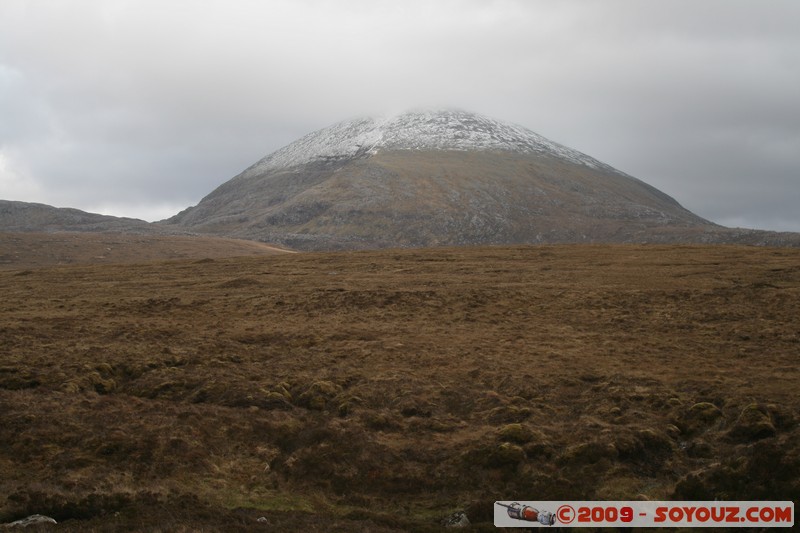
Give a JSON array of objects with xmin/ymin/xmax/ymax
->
[{"xmin": 242, "ymin": 110, "xmax": 611, "ymax": 177}]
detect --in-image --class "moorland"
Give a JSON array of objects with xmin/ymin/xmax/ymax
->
[{"xmin": 1, "ymin": 239, "xmax": 798, "ymax": 531}]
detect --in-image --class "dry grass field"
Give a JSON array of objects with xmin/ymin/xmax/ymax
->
[
  {"xmin": 1, "ymin": 242, "xmax": 798, "ymax": 531},
  {"xmin": 0, "ymin": 233, "xmax": 292, "ymax": 270}
]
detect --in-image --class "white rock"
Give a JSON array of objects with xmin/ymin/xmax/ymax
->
[{"xmin": 4, "ymin": 514, "xmax": 58, "ymax": 528}]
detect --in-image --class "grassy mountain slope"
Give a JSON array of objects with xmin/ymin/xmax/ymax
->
[{"xmin": 166, "ymin": 150, "xmax": 722, "ymax": 250}]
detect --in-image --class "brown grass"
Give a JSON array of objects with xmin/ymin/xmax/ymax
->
[
  {"xmin": 1, "ymin": 243, "xmax": 799, "ymax": 530},
  {"xmin": 0, "ymin": 232, "xmax": 292, "ymax": 270}
]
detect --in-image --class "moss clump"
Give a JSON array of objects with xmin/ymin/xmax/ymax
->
[
  {"xmin": 765, "ymin": 403, "xmax": 797, "ymax": 430},
  {"xmin": 681, "ymin": 402, "xmax": 724, "ymax": 435},
  {"xmin": 398, "ymin": 401, "xmax": 433, "ymax": 418},
  {"xmin": 482, "ymin": 405, "xmax": 533, "ymax": 424},
  {"xmin": 688, "ymin": 402, "xmax": 723, "ymax": 421},
  {"xmin": 337, "ymin": 396, "xmax": 363, "ymax": 417},
  {"xmin": 686, "ymin": 439, "xmax": 714, "ymax": 458},
  {"xmin": 496, "ymin": 423, "xmax": 533, "ymax": 444},
  {"xmin": 635, "ymin": 429, "xmax": 673, "ymax": 453},
  {"xmin": 274, "ymin": 383, "xmax": 292, "ymax": 402},
  {"xmin": 727, "ymin": 403, "xmax": 776, "ymax": 442},
  {"xmin": 297, "ymin": 381, "xmax": 343, "ymax": 411},
  {"xmin": 558, "ymin": 441, "xmax": 617, "ymax": 466},
  {"xmin": 91, "ymin": 374, "xmax": 116, "ymax": 394},
  {"xmin": 618, "ymin": 429, "xmax": 673, "ymax": 473},
  {"xmin": 362, "ymin": 410, "xmax": 401, "ymax": 431},
  {"xmin": 62, "ymin": 371, "xmax": 116, "ymax": 394},
  {"xmin": 488, "ymin": 442, "xmax": 526, "ymax": 467},
  {"xmin": 463, "ymin": 441, "xmax": 527, "ymax": 469},
  {"xmin": 94, "ymin": 362, "xmax": 114, "ymax": 375},
  {"xmin": 262, "ymin": 391, "xmax": 292, "ymax": 410}
]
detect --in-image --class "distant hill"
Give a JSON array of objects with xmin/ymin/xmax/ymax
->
[
  {"xmin": 0, "ymin": 200, "xmax": 293, "ymax": 268},
  {"xmin": 0, "ymin": 232, "xmax": 292, "ymax": 269},
  {"xmin": 0, "ymin": 200, "xmax": 154, "ymax": 233},
  {"xmin": 163, "ymin": 110, "xmax": 800, "ymax": 249}
]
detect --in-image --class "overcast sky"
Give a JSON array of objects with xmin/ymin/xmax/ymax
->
[{"xmin": 1, "ymin": 0, "xmax": 798, "ymax": 231}]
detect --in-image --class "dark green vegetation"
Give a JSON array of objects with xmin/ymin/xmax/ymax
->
[{"xmin": 1, "ymin": 244, "xmax": 798, "ymax": 531}]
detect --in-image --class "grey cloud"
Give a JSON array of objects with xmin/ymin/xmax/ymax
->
[{"xmin": 0, "ymin": 0, "xmax": 797, "ymax": 230}]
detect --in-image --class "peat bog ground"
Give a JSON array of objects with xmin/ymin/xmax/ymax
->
[{"xmin": 1, "ymin": 244, "xmax": 798, "ymax": 531}]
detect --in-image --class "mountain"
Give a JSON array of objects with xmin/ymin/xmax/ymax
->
[
  {"xmin": 0, "ymin": 200, "xmax": 154, "ymax": 233},
  {"xmin": 165, "ymin": 109, "xmax": 797, "ymax": 250},
  {"xmin": 5, "ymin": 111, "xmax": 798, "ymax": 250}
]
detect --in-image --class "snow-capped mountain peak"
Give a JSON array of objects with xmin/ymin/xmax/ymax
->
[
  {"xmin": 164, "ymin": 108, "xmax": 749, "ymax": 250},
  {"xmin": 243, "ymin": 109, "xmax": 608, "ymax": 177}
]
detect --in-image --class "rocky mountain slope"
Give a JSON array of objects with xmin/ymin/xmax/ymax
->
[{"xmin": 163, "ymin": 110, "xmax": 799, "ymax": 250}]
